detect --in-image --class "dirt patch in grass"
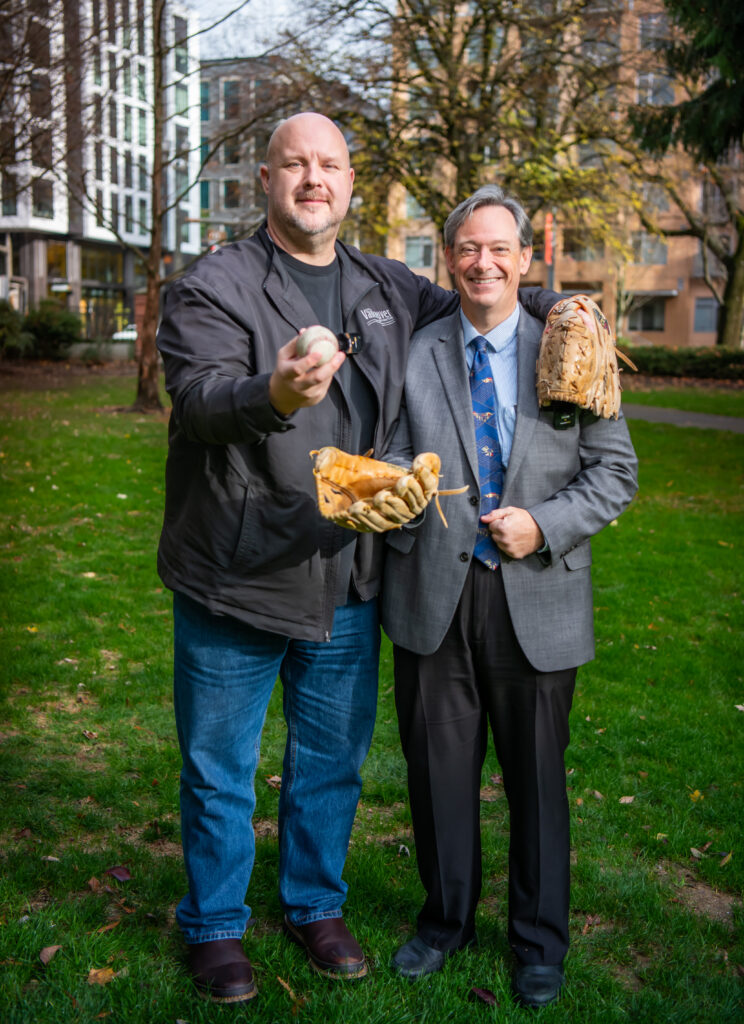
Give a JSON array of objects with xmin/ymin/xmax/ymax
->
[
  {"xmin": 0, "ymin": 360, "xmax": 137, "ymax": 391},
  {"xmin": 611, "ymin": 949, "xmax": 654, "ymax": 992},
  {"xmin": 656, "ymin": 862, "xmax": 740, "ymax": 926},
  {"xmin": 623, "ymin": 374, "xmax": 744, "ymax": 392}
]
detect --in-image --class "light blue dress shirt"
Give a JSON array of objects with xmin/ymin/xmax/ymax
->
[{"xmin": 461, "ymin": 306, "xmax": 520, "ymax": 467}]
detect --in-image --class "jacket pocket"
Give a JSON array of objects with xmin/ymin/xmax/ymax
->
[
  {"xmin": 231, "ymin": 489, "xmax": 320, "ymax": 574},
  {"xmin": 385, "ymin": 528, "xmax": 416, "ymax": 554},
  {"xmin": 562, "ymin": 542, "xmax": 592, "ymax": 571}
]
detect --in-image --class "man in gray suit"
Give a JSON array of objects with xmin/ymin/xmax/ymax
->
[{"xmin": 379, "ymin": 186, "xmax": 638, "ymax": 1006}]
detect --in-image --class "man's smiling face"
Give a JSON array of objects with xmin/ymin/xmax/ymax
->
[
  {"xmin": 260, "ymin": 113, "xmax": 354, "ymax": 257},
  {"xmin": 445, "ymin": 204, "xmax": 532, "ymax": 331}
]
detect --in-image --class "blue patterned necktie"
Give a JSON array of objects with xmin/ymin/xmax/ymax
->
[{"xmin": 470, "ymin": 335, "xmax": 504, "ymax": 570}]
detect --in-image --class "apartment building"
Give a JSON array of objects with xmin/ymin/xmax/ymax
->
[
  {"xmin": 387, "ymin": 0, "xmax": 732, "ymax": 347},
  {"xmin": 0, "ymin": 0, "xmax": 201, "ymax": 339}
]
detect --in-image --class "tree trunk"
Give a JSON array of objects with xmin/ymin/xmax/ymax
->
[
  {"xmin": 132, "ymin": 0, "xmax": 167, "ymax": 412},
  {"xmin": 717, "ymin": 220, "xmax": 744, "ymax": 349}
]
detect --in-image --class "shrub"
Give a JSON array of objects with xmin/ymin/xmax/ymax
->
[
  {"xmin": 22, "ymin": 300, "xmax": 83, "ymax": 359},
  {"xmin": 0, "ymin": 299, "xmax": 34, "ymax": 359},
  {"xmin": 620, "ymin": 343, "xmax": 744, "ymax": 380}
]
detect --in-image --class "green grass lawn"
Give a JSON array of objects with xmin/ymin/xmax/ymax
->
[
  {"xmin": 1, "ymin": 368, "xmax": 742, "ymax": 1023},
  {"xmin": 621, "ymin": 380, "xmax": 744, "ymax": 418}
]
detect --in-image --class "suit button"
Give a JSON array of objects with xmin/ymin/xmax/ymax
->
[
  {"xmin": 459, "ymin": 552, "xmax": 469, "ymax": 562},
  {"xmin": 469, "ymin": 495, "xmax": 479, "ymax": 506}
]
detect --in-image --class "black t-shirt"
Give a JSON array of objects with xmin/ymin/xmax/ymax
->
[{"xmin": 279, "ymin": 249, "xmax": 377, "ymax": 605}]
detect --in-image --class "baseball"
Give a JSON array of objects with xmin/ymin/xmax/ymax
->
[{"xmin": 296, "ymin": 325, "xmax": 339, "ymax": 366}]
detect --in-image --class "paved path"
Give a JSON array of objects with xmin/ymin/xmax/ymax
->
[{"xmin": 623, "ymin": 404, "xmax": 744, "ymax": 433}]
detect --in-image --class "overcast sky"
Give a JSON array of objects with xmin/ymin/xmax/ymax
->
[{"xmin": 185, "ymin": 0, "xmax": 293, "ymax": 59}]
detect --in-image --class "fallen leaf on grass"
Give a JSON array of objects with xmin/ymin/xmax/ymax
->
[
  {"xmin": 582, "ymin": 914, "xmax": 601, "ymax": 935},
  {"xmin": 87, "ymin": 967, "xmax": 117, "ymax": 986},
  {"xmin": 690, "ymin": 848, "xmax": 703, "ymax": 859},
  {"xmin": 592, "ymin": 790, "xmax": 604, "ymax": 800},
  {"xmin": 619, "ymin": 796, "xmax": 635, "ymax": 804},
  {"xmin": 735, "ymin": 705, "xmax": 744, "ymax": 713},
  {"xmin": 469, "ymin": 987, "xmax": 499, "ymax": 1006},
  {"xmin": 39, "ymin": 945, "xmax": 62, "ymax": 965},
  {"xmin": 689, "ymin": 789, "xmax": 704, "ymax": 802},
  {"xmin": 105, "ymin": 865, "xmax": 132, "ymax": 882},
  {"xmin": 277, "ymin": 975, "xmax": 308, "ymax": 1014},
  {"xmin": 82, "ymin": 730, "xmax": 98, "ymax": 741},
  {"xmin": 95, "ymin": 921, "xmax": 121, "ymax": 935},
  {"xmin": 265, "ymin": 775, "xmax": 282, "ymax": 789},
  {"xmin": 42, "ymin": 855, "xmax": 61, "ymax": 862},
  {"xmin": 720, "ymin": 852, "xmax": 732, "ymax": 866}
]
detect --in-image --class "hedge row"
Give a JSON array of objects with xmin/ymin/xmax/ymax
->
[
  {"xmin": 0, "ymin": 299, "xmax": 83, "ymax": 360},
  {"xmin": 619, "ymin": 343, "xmax": 744, "ymax": 380}
]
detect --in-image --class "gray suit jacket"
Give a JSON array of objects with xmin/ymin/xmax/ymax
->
[{"xmin": 380, "ymin": 307, "xmax": 638, "ymax": 671}]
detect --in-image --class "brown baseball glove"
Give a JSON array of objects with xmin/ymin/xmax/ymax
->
[
  {"xmin": 310, "ymin": 447, "xmax": 466, "ymax": 533},
  {"xmin": 536, "ymin": 295, "xmax": 637, "ymax": 419}
]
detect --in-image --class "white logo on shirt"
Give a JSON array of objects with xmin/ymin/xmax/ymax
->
[{"xmin": 360, "ymin": 307, "xmax": 396, "ymax": 326}]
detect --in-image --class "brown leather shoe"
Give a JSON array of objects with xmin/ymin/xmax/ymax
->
[
  {"xmin": 187, "ymin": 938, "xmax": 258, "ymax": 1004},
  {"xmin": 283, "ymin": 915, "xmax": 368, "ymax": 979}
]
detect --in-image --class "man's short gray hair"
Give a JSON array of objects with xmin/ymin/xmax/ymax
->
[{"xmin": 443, "ymin": 185, "xmax": 533, "ymax": 250}]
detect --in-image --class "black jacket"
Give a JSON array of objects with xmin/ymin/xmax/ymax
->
[{"xmin": 157, "ymin": 224, "xmax": 556, "ymax": 641}]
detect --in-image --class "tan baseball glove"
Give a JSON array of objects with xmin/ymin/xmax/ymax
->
[
  {"xmin": 536, "ymin": 295, "xmax": 637, "ymax": 419},
  {"xmin": 311, "ymin": 447, "xmax": 466, "ymax": 532}
]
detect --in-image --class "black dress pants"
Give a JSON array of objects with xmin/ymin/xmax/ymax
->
[{"xmin": 394, "ymin": 560, "xmax": 576, "ymax": 965}]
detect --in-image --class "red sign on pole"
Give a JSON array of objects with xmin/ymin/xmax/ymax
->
[{"xmin": 544, "ymin": 212, "xmax": 553, "ymax": 266}]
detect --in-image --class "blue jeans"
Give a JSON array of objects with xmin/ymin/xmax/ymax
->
[{"xmin": 172, "ymin": 592, "xmax": 380, "ymax": 944}]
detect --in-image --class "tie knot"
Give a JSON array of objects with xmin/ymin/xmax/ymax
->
[{"xmin": 474, "ymin": 335, "xmax": 489, "ymax": 354}]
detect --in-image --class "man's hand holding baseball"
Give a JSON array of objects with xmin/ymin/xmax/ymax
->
[
  {"xmin": 481, "ymin": 506, "xmax": 544, "ymax": 559},
  {"xmin": 269, "ymin": 333, "xmax": 346, "ymax": 415}
]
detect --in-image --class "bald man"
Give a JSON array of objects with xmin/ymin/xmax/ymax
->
[{"xmin": 156, "ymin": 113, "xmax": 561, "ymax": 1003}]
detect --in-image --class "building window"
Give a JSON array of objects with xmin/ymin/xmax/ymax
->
[
  {"xmin": 124, "ymin": 194, "xmax": 133, "ymax": 232},
  {"xmin": 176, "ymin": 167, "xmax": 188, "ymax": 200},
  {"xmin": 123, "ymin": 106, "xmax": 132, "ymax": 142},
  {"xmin": 405, "ymin": 236, "xmax": 434, "ymax": 268},
  {"xmin": 224, "ymin": 137, "xmax": 240, "ymax": 164},
  {"xmin": 223, "ymin": 80, "xmax": 240, "ymax": 119},
  {"xmin": 138, "ymin": 109, "xmax": 147, "ymax": 145},
  {"xmin": 137, "ymin": 0, "xmax": 145, "ymax": 53},
  {"xmin": 174, "ymin": 15, "xmax": 188, "ymax": 74},
  {"xmin": 124, "ymin": 151, "xmax": 133, "ymax": 187},
  {"xmin": 639, "ymin": 13, "xmax": 668, "ymax": 49},
  {"xmin": 224, "ymin": 179, "xmax": 240, "ymax": 208},
  {"xmin": 631, "ymin": 231, "xmax": 667, "ymax": 265},
  {"xmin": 28, "ymin": 19, "xmax": 51, "ymax": 67},
  {"xmin": 30, "ymin": 74, "xmax": 52, "ymax": 119},
  {"xmin": 637, "ymin": 72, "xmax": 674, "ymax": 106},
  {"xmin": 201, "ymin": 136, "xmax": 209, "ymax": 164},
  {"xmin": 96, "ymin": 189, "xmax": 104, "ymax": 226},
  {"xmin": 694, "ymin": 297, "xmax": 719, "ymax": 333},
  {"xmin": 122, "ymin": 59, "xmax": 131, "ymax": 95},
  {"xmin": 628, "ymin": 298, "xmax": 665, "ymax": 331},
  {"xmin": 110, "ymin": 98, "xmax": 118, "ymax": 138},
  {"xmin": 641, "ymin": 182, "xmax": 669, "ymax": 212},
  {"xmin": 200, "ymin": 81, "xmax": 210, "ymax": 121},
  {"xmin": 175, "ymin": 84, "xmax": 189, "ymax": 117},
  {"xmin": 405, "ymin": 192, "xmax": 426, "ymax": 219},
  {"xmin": 138, "ymin": 197, "xmax": 147, "ymax": 231},
  {"xmin": 31, "ymin": 128, "xmax": 53, "ymax": 168},
  {"xmin": 109, "ymin": 52, "xmax": 117, "ymax": 92},
  {"xmin": 111, "ymin": 190, "xmax": 120, "ymax": 232},
  {"xmin": 2, "ymin": 173, "xmax": 18, "ymax": 216},
  {"xmin": 32, "ymin": 178, "xmax": 54, "ymax": 219},
  {"xmin": 138, "ymin": 155, "xmax": 148, "ymax": 191},
  {"xmin": 200, "ymin": 180, "xmax": 210, "ymax": 208},
  {"xmin": 562, "ymin": 229, "xmax": 603, "ymax": 261},
  {"xmin": 95, "ymin": 142, "xmax": 104, "ymax": 180},
  {"xmin": 137, "ymin": 63, "xmax": 146, "ymax": 101}
]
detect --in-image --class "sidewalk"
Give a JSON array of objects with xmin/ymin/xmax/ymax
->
[{"xmin": 623, "ymin": 404, "xmax": 744, "ymax": 433}]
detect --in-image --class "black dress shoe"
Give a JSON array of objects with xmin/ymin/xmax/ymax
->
[
  {"xmin": 392, "ymin": 935, "xmax": 447, "ymax": 979},
  {"xmin": 187, "ymin": 938, "xmax": 257, "ymax": 1004},
  {"xmin": 512, "ymin": 963, "xmax": 565, "ymax": 1007},
  {"xmin": 284, "ymin": 915, "xmax": 367, "ymax": 979}
]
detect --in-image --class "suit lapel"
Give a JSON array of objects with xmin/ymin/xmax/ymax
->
[
  {"xmin": 503, "ymin": 309, "xmax": 541, "ymax": 489},
  {"xmin": 431, "ymin": 314, "xmax": 480, "ymax": 482}
]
